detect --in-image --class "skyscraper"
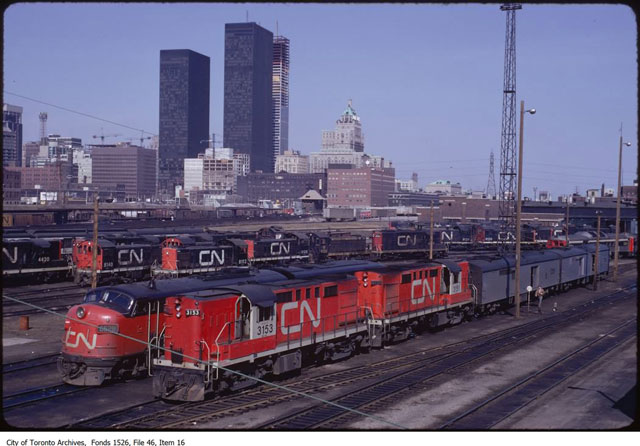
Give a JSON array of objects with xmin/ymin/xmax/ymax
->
[
  {"xmin": 272, "ymin": 35, "xmax": 290, "ymax": 165},
  {"xmin": 3, "ymin": 104, "xmax": 23, "ymax": 167},
  {"xmin": 223, "ymin": 23, "xmax": 274, "ymax": 173},
  {"xmin": 158, "ymin": 49, "xmax": 210, "ymax": 197}
]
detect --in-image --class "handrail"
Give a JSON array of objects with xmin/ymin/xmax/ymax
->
[
  {"xmin": 214, "ymin": 321, "xmax": 231, "ymax": 381},
  {"xmin": 200, "ymin": 339, "xmax": 211, "ymax": 383},
  {"xmin": 470, "ymin": 284, "xmax": 478, "ymax": 304}
]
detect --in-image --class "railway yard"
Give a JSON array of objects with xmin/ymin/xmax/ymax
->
[{"xmin": 2, "ymin": 231, "xmax": 636, "ymax": 430}]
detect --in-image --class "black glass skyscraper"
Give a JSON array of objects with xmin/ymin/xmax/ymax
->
[
  {"xmin": 158, "ymin": 49, "xmax": 210, "ymax": 197},
  {"xmin": 223, "ymin": 23, "xmax": 274, "ymax": 173}
]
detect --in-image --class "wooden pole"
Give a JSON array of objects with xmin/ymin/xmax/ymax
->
[
  {"xmin": 91, "ymin": 196, "xmax": 99, "ymax": 289},
  {"xmin": 593, "ymin": 214, "xmax": 601, "ymax": 290},
  {"xmin": 429, "ymin": 202, "xmax": 434, "ymax": 260},
  {"xmin": 565, "ymin": 199, "xmax": 570, "ymax": 246}
]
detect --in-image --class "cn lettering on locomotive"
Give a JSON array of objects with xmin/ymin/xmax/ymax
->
[
  {"xmin": 270, "ymin": 241, "xmax": 291, "ymax": 256},
  {"xmin": 3, "ymin": 247, "xmax": 18, "ymax": 264},
  {"xmin": 117, "ymin": 248, "xmax": 144, "ymax": 266},
  {"xmin": 397, "ymin": 235, "xmax": 417, "ymax": 246},
  {"xmin": 198, "ymin": 249, "xmax": 225, "ymax": 266},
  {"xmin": 279, "ymin": 299, "xmax": 322, "ymax": 335}
]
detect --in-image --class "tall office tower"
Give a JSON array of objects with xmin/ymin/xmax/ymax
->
[
  {"xmin": 223, "ymin": 22, "xmax": 274, "ymax": 173},
  {"xmin": 3, "ymin": 104, "xmax": 23, "ymax": 167},
  {"xmin": 272, "ymin": 35, "xmax": 290, "ymax": 165},
  {"xmin": 321, "ymin": 100, "xmax": 364, "ymax": 152},
  {"xmin": 158, "ymin": 49, "xmax": 210, "ymax": 198}
]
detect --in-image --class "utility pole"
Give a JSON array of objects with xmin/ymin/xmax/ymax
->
[
  {"xmin": 91, "ymin": 196, "xmax": 99, "ymax": 289},
  {"xmin": 514, "ymin": 100, "xmax": 535, "ymax": 319},
  {"xmin": 565, "ymin": 198, "xmax": 570, "ymax": 246},
  {"xmin": 613, "ymin": 128, "xmax": 632, "ymax": 281},
  {"xmin": 429, "ymin": 202, "xmax": 435, "ymax": 260},
  {"xmin": 593, "ymin": 211, "xmax": 601, "ymax": 290}
]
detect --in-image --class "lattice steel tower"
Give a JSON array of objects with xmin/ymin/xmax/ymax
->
[
  {"xmin": 486, "ymin": 151, "xmax": 497, "ymax": 198},
  {"xmin": 498, "ymin": 3, "xmax": 521, "ymax": 250}
]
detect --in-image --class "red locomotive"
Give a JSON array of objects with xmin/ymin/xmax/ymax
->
[
  {"xmin": 59, "ymin": 260, "xmax": 383, "ymax": 386},
  {"xmin": 151, "ymin": 259, "xmax": 471, "ymax": 401},
  {"xmin": 58, "ymin": 268, "xmax": 291, "ymax": 386}
]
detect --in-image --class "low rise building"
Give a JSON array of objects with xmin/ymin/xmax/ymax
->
[
  {"xmin": 2, "ymin": 168, "xmax": 21, "ymax": 204},
  {"xmin": 91, "ymin": 143, "xmax": 156, "ymax": 199},
  {"xmin": 237, "ymin": 172, "xmax": 326, "ymax": 206},
  {"xmin": 326, "ymin": 165, "xmax": 395, "ymax": 208},
  {"xmin": 275, "ymin": 149, "xmax": 309, "ymax": 174},
  {"xmin": 424, "ymin": 179, "xmax": 462, "ymax": 195}
]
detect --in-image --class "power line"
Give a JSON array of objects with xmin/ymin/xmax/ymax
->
[
  {"xmin": 4, "ymin": 91, "xmax": 157, "ymax": 137},
  {"xmin": 3, "ymin": 293, "xmax": 409, "ymax": 430}
]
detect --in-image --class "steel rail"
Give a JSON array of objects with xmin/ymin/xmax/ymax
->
[
  {"xmin": 256, "ymin": 286, "xmax": 636, "ymax": 430},
  {"xmin": 439, "ymin": 319, "xmax": 637, "ymax": 429}
]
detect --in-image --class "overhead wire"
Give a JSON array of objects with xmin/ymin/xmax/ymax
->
[
  {"xmin": 4, "ymin": 91, "xmax": 157, "ymax": 137},
  {"xmin": 2, "ymin": 293, "xmax": 409, "ymax": 430}
]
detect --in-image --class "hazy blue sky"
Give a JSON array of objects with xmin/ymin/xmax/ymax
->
[{"xmin": 3, "ymin": 3, "xmax": 637, "ymax": 198}]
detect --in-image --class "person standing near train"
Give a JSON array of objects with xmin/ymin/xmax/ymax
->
[{"xmin": 535, "ymin": 286, "xmax": 546, "ymax": 314}]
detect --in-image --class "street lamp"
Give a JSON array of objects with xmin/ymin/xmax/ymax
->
[
  {"xmin": 515, "ymin": 101, "xmax": 536, "ymax": 318},
  {"xmin": 613, "ymin": 134, "xmax": 632, "ymax": 281}
]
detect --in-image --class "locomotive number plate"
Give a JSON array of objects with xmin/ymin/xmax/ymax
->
[{"xmin": 185, "ymin": 309, "xmax": 201, "ymax": 317}]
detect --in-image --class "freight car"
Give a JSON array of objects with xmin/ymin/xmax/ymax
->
[{"xmin": 59, "ymin": 260, "xmax": 383, "ymax": 386}]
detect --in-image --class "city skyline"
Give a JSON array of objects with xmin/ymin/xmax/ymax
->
[{"xmin": 3, "ymin": 3, "xmax": 637, "ymax": 198}]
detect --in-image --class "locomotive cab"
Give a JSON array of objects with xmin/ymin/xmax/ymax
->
[{"xmin": 58, "ymin": 288, "xmax": 163, "ymax": 386}]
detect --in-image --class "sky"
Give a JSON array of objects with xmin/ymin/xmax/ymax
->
[{"xmin": 3, "ymin": 2, "xmax": 638, "ymax": 199}]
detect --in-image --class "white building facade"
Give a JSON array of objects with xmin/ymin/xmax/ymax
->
[
  {"xmin": 275, "ymin": 149, "xmax": 309, "ymax": 173},
  {"xmin": 183, "ymin": 148, "xmax": 249, "ymax": 196}
]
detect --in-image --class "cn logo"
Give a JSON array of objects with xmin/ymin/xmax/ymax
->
[
  {"xmin": 199, "ymin": 249, "xmax": 225, "ymax": 266},
  {"xmin": 270, "ymin": 242, "xmax": 291, "ymax": 256},
  {"xmin": 3, "ymin": 247, "xmax": 18, "ymax": 264},
  {"xmin": 64, "ymin": 330, "xmax": 97, "ymax": 350},
  {"xmin": 411, "ymin": 276, "xmax": 437, "ymax": 304},
  {"xmin": 118, "ymin": 249, "xmax": 144, "ymax": 265},
  {"xmin": 280, "ymin": 300, "xmax": 321, "ymax": 335},
  {"xmin": 397, "ymin": 235, "xmax": 417, "ymax": 246}
]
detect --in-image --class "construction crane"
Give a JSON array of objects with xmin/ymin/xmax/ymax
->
[
  {"xmin": 125, "ymin": 133, "xmax": 152, "ymax": 147},
  {"xmin": 92, "ymin": 129, "xmax": 121, "ymax": 144}
]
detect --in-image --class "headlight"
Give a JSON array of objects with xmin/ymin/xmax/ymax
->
[
  {"xmin": 98, "ymin": 325, "xmax": 119, "ymax": 334},
  {"xmin": 76, "ymin": 307, "xmax": 86, "ymax": 319}
]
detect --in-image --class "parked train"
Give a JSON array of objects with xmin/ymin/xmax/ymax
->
[
  {"xmin": 71, "ymin": 227, "xmax": 447, "ymax": 285},
  {"xmin": 59, "ymin": 245, "xmax": 610, "ymax": 398},
  {"xmin": 57, "ymin": 260, "xmax": 383, "ymax": 385}
]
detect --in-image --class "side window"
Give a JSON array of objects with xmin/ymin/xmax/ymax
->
[
  {"xmin": 258, "ymin": 306, "xmax": 273, "ymax": 322},
  {"xmin": 306, "ymin": 288, "xmax": 311, "ymax": 299},
  {"xmin": 429, "ymin": 269, "xmax": 438, "ymax": 278},
  {"xmin": 276, "ymin": 291, "xmax": 293, "ymax": 302},
  {"xmin": 401, "ymin": 274, "xmax": 411, "ymax": 284},
  {"xmin": 453, "ymin": 272, "xmax": 460, "ymax": 284},
  {"xmin": 315, "ymin": 287, "xmax": 320, "ymax": 298},
  {"xmin": 324, "ymin": 285, "xmax": 338, "ymax": 297},
  {"xmin": 296, "ymin": 289, "xmax": 301, "ymax": 301}
]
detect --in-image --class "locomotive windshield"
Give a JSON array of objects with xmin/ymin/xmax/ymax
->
[{"xmin": 82, "ymin": 289, "xmax": 134, "ymax": 315}]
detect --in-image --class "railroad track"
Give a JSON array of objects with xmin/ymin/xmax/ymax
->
[
  {"xmin": 72, "ymin": 283, "xmax": 635, "ymax": 430},
  {"xmin": 256, "ymin": 285, "xmax": 636, "ymax": 430},
  {"xmin": 438, "ymin": 319, "xmax": 637, "ymax": 429},
  {"xmin": 2, "ymin": 383, "xmax": 88, "ymax": 410},
  {"xmin": 3, "ymin": 354, "xmax": 60, "ymax": 374},
  {"xmin": 2, "ymin": 287, "xmax": 85, "ymax": 318}
]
